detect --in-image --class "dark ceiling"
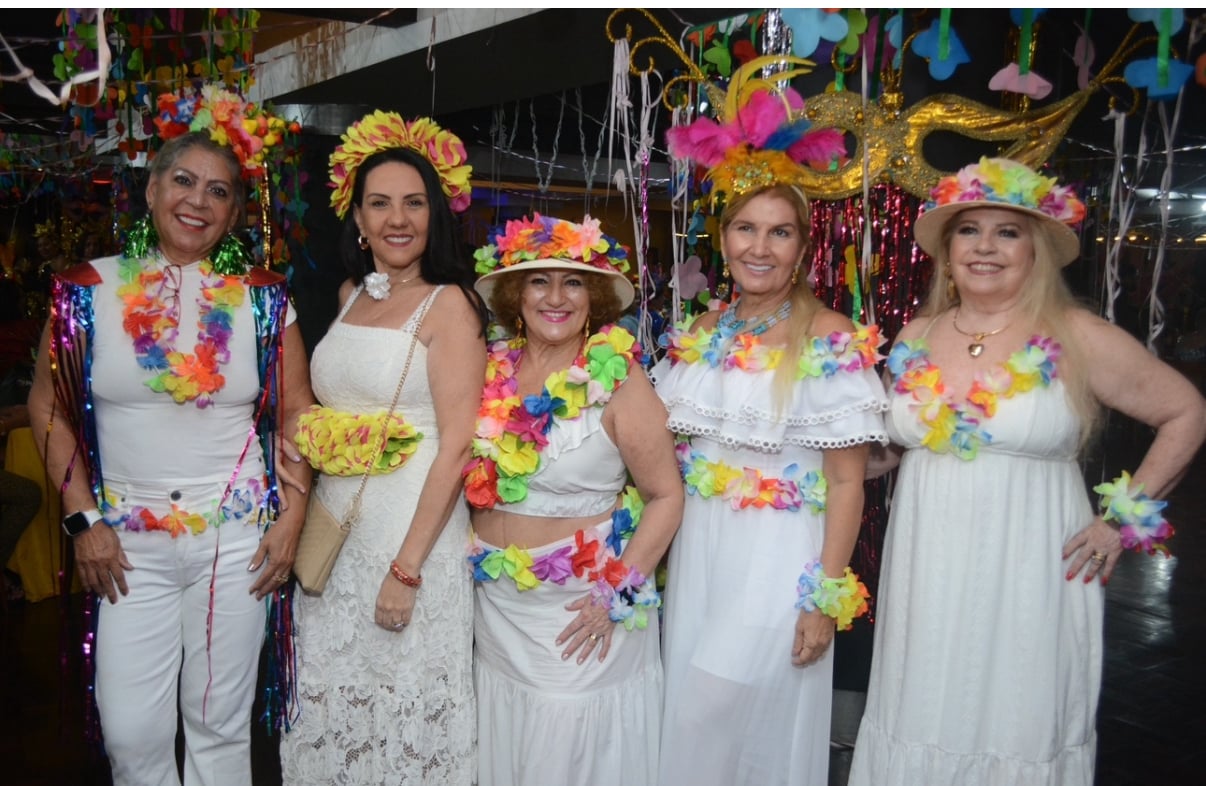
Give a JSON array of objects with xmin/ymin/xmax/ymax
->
[{"xmin": 2, "ymin": 8, "xmax": 1204, "ymax": 210}]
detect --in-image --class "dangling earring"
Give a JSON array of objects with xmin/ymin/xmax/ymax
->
[
  {"xmin": 211, "ymin": 232, "xmax": 252, "ymax": 275},
  {"xmin": 122, "ymin": 214, "xmax": 159, "ymax": 259},
  {"xmin": 722, "ymin": 261, "xmax": 730, "ymax": 280},
  {"xmin": 358, "ymin": 234, "xmax": 370, "ymax": 251},
  {"xmin": 515, "ymin": 315, "xmax": 524, "ymax": 336},
  {"xmin": 945, "ymin": 262, "xmax": 957, "ymax": 301},
  {"xmin": 791, "ymin": 265, "xmax": 800, "ymax": 286}
]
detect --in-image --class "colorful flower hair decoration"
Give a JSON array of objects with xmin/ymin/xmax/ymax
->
[
  {"xmin": 666, "ymin": 55, "xmax": 846, "ymax": 208},
  {"xmin": 153, "ymin": 84, "xmax": 296, "ymax": 177},
  {"xmin": 473, "ymin": 213, "xmax": 635, "ymax": 308},
  {"xmin": 913, "ymin": 156, "xmax": 1086, "ymax": 265},
  {"xmin": 328, "ymin": 110, "xmax": 472, "ymax": 219}
]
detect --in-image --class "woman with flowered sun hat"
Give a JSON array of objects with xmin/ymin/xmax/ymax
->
[
  {"xmin": 27, "ymin": 85, "xmax": 313, "ymax": 785},
  {"xmin": 848, "ymin": 157, "xmax": 1206, "ymax": 786},
  {"xmin": 279, "ymin": 111, "xmax": 488, "ymax": 784},
  {"xmin": 464, "ymin": 213, "xmax": 683, "ymax": 785},
  {"xmin": 654, "ymin": 62, "xmax": 888, "ymax": 786}
]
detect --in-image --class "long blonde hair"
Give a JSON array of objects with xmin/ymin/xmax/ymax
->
[
  {"xmin": 719, "ymin": 185, "xmax": 823, "ymax": 413},
  {"xmin": 924, "ymin": 210, "xmax": 1101, "ymax": 448}
]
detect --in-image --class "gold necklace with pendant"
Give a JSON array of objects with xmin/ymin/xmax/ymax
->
[{"xmin": 951, "ymin": 308, "xmax": 1009, "ymax": 358}]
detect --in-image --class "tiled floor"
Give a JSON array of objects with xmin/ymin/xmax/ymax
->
[{"xmin": 2, "ymin": 419, "xmax": 1203, "ymax": 785}]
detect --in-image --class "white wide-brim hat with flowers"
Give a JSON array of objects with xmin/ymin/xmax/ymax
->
[
  {"xmin": 473, "ymin": 213, "xmax": 635, "ymax": 308},
  {"xmin": 913, "ymin": 157, "xmax": 1086, "ymax": 267}
]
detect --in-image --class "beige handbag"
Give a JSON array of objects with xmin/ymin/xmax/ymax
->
[{"xmin": 293, "ymin": 289, "xmax": 433, "ymax": 593}]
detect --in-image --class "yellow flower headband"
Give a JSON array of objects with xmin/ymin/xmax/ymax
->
[{"xmin": 328, "ymin": 111, "xmax": 473, "ymax": 219}]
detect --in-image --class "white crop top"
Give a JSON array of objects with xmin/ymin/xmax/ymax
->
[{"xmin": 501, "ymin": 405, "xmax": 628, "ymax": 518}]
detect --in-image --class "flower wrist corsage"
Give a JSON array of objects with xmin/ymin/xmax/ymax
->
[
  {"xmin": 795, "ymin": 560, "xmax": 870, "ymax": 631},
  {"xmin": 1093, "ymin": 471, "xmax": 1174, "ymax": 556},
  {"xmin": 589, "ymin": 562, "xmax": 661, "ymax": 632}
]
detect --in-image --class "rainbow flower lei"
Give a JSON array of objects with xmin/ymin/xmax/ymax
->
[
  {"xmin": 887, "ymin": 336, "xmax": 1060, "ymax": 460},
  {"xmin": 472, "ymin": 213, "xmax": 630, "ymax": 277},
  {"xmin": 100, "ymin": 478, "xmax": 264, "ymax": 538},
  {"xmin": 468, "ymin": 488, "xmax": 659, "ymax": 630},
  {"xmin": 677, "ymin": 441, "xmax": 827, "ymax": 513},
  {"xmin": 659, "ymin": 316, "xmax": 883, "ymax": 377},
  {"xmin": 1093, "ymin": 471, "xmax": 1174, "ymax": 556},
  {"xmin": 295, "ymin": 406, "xmax": 423, "ymax": 477},
  {"xmin": 154, "ymin": 84, "xmax": 296, "ymax": 177},
  {"xmin": 795, "ymin": 560, "xmax": 870, "ymax": 631},
  {"xmin": 463, "ymin": 325, "xmax": 641, "ymax": 508},
  {"xmin": 117, "ymin": 256, "xmax": 245, "ymax": 407}
]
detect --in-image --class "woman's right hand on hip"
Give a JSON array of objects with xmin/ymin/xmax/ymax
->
[{"xmin": 74, "ymin": 525, "xmax": 133, "ymax": 603}]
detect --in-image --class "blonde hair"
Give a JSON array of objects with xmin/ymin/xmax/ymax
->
[
  {"xmin": 923, "ymin": 210, "xmax": 1101, "ymax": 448},
  {"xmin": 720, "ymin": 185, "xmax": 823, "ymax": 412}
]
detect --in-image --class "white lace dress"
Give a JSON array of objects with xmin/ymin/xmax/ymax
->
[
  {"xmin": 280, "ymin": 286, "xmax": 475, "ymax": 785},
  {"xmin": 651, "ymin": 320, "xmax": 888, "ymax": 786}
]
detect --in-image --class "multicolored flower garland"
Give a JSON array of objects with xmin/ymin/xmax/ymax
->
[
  {"xmin": 660, "ymin": 314, "xmax": 883, "ymax": 378},
  {"xmin": 1093, "ymin": 471, "xmax": 1174, "ymax": 556},
  {"xmin": 99, "ymin": 478, "xmax": 264, "ymax": 538},
  {"xmin": 117, "ymin": 256, "xmax": 245, "ymax": 407},
  {"xmin": 154, "ymin": 84, "xmax": 296, "ymax": 177},
  {"xmin": 887, "ymin": 335, "xmax": 1060, "ymax": 460},
  {"xmin": 677, "ymin": 441, "xmax": 827, "ymax": 513},
  {"xmin": 472, "ymin": 213, "xmax": 630, "ymax": 278},
  {"xmin": 795, "ymin": 560, "xmax": 870, "ymax": 631},
  {"xmin": 467, "ymin": 487, "xmax": 660, "ymax": 631},
  {"xmin": 463, "ymin": 325, "xmax": 641, "ymax": 508},
  {"xmin": 295, "ymin": 406, "xmax": 424, "ymax": 476}
]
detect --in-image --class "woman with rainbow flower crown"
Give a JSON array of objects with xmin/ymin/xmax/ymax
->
[
  {"xmin": 278, "ymin": 111, "xmax": 488, "ymax": 784},
  {"xmin": 654, "ymin": 63, "xmax": 889, "ymax": 785},
  {"xmin": 847, "ymin": 158, "xmax": 1206, "ymax": 786},
  {"xmin": 464, "ymin": 213, "xmax": 683, "ymax": 785},
  {"xmin": 27, "ymin": 86, "xmax": 313, "ymax": 786}
]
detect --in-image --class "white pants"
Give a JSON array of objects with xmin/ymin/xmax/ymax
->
[{"xmin": 95, "ymin": 520, "xmax": 267, "ymax": 786}]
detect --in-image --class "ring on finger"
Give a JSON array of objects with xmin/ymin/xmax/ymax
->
[
  {"xmin": 274, "ymin": 573, "xmax": 290, "ymax": 583},
  {"xmin": 391, "ymin": 621, "xmax": 406, "ymax": 630},
  {"xmin": 1090, "ymin": 551, "xmax": 1106, "ymax": 563},
  {"xmin": 588, "ymin": 633, "xmax": 598, "ymax": 642}
]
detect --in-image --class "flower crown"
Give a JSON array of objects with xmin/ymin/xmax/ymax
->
[
  {"xmin": 924, "ymin": 157, "xmax": 1086, "ymax": 227},
  {"xmin": 153, "ymin": 85, "xmax": 295, "ymax": 178},
  {"xmin": 328, "ymin": 111, "xmax": 472, "ymax": 219},
  {"xmin": 473, "ymin": 213, "xmax": 630, "ymax": 277},
  {"xmin": 666, "ymin": 55, "xmax": 846, "ymax": 208}
]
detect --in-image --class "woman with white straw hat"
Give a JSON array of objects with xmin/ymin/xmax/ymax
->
[
  {"xmin": 849, "ymin": 157, "xmax": 1206, "ymax": 786},
  {"xmin": 465, "ymin": 213, "xmax": 683, "ymax": 786}
]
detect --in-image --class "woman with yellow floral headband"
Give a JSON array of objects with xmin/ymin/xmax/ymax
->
[
  {"xmin": 279, "ymin": 111, "xmax": 488, "ymax": 785},
  {"xmin": 654, "ymin": 76, "xmax": 888, "ymax": 785},
  {"xmin": 27, "ymin": 86, "xmax": 313, "ymax": 786},
  {"xmin": 847, "ymin": 158, "xmax": 1206, "ymax": 786},
  {"xmin": 464, "ymin": 214, "xmax": 682, "ymax": 785}
]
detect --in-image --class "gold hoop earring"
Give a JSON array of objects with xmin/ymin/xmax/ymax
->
[
  {"xmin": 358, "ymin": 234, "xmax": 369, "ymax": 251},
  {"xmin": 945, "ymin": 262, "xmax": 957, "ymax": 301},
  {"xmin": 515, "ymin": 315, "xmax": 524, "ymax": 336}
]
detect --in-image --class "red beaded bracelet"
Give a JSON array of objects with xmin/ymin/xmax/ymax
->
[{"xmin": 389, "ymin": 561, "xmax": 422, "ymax": 588}]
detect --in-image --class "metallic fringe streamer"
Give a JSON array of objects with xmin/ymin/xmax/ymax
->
[{"xmin": 809, "ymin": 185, "xmax": 931, "ymax": 602}]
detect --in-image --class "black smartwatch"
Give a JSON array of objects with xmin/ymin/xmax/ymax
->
[{"xmin": 62, "ymin": 509, "xmax": 103, "ymax": 537}]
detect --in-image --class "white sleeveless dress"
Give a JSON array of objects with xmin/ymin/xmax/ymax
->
[
  {"xmin": 848, "ymin": 336, "xmax": 1101, "ymax": 786},
  {"xmin": 281, "ymin": 285, "xmax": 476, "ymax": 785}
]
